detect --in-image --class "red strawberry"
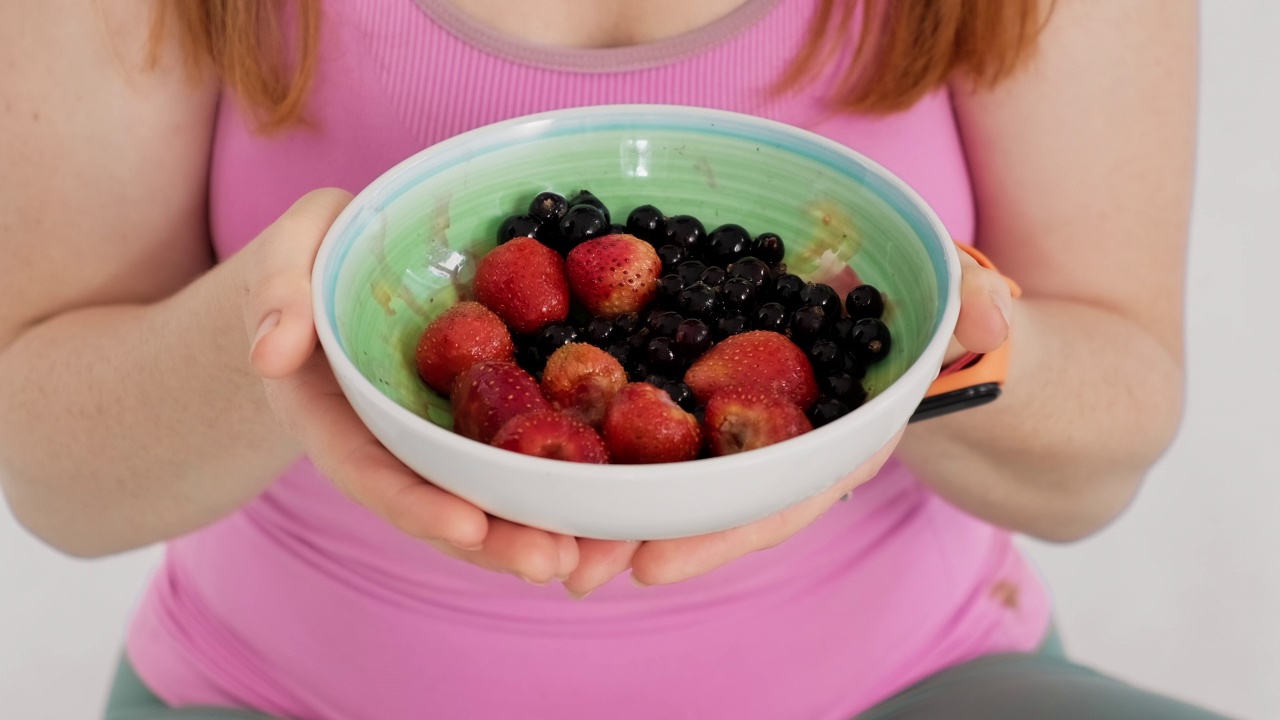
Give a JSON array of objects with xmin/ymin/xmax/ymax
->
[
  {"xmin": 541, "ymin": 343, "xmax": 627, "ymax": 428},
  {"xmin": 684, "ymin": 330, "xmax": 819, "ymax": 408},
  {"xmin": 565, "ymin": 233, "xmax": 662, "ymax": 318},
  {"xmin": 703, "ymin": 390, "xmax": 813, "ymax": 456},
  {"xmin": 451, "ymin": 360, "xmax": 549, "ymax": 443},
  {"xmin": 473, "ymin": 236, "xmax": 570, "ymax": 334},
  {"xmin": 602, "ymin": 383, "xmax": 701, "ymax": 464},
  {"xmin": 490, "ymin": 409, "xmax": 609, "ymax": 463},
  {"xmin": 415, "ymin": 301, "xmax": 515, "ymax": 394}
]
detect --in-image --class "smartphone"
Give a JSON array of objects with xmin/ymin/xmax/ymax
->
[{"xmin": 909, "ymin": 383, "xmax": 1002, "ymax": 423}]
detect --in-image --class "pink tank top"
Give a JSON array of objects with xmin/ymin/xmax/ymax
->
[{"xmin": 126, "ymin": 1, "xmax": 1051, "ymax": 717}]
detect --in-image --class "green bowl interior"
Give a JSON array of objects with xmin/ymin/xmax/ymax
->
[{"xmin": 325, "ymin": 114, "xmax": 948, "ymax": 431}]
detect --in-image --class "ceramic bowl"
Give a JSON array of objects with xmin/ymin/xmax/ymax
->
[{"xmin": 312, "ymin": 105, "xmax": 960, "ymax": 540}]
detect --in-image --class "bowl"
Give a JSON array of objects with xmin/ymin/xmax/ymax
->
[{"xmin": 312, "ymin": 105, "xmax": 960, "ymax": 540}]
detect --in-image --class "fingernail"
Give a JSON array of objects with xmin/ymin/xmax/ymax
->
[
  {"xmin": 566, "ymin": 588, "xmax": 592, "ymax": 601},
  {"xmin": 251, "ymin": 311, "xmax": 281, "ymax": 354},
  {"xmin": 989, "ymin": 289, "xmax": 1013, "ymax": 333},
  {"xmin": 452, "ymin": 542, "xmax": 484, "ymax": 552},
  {"xmin": 630, "ymin": 575, "xmax": 649, "ymax": 588},
  {"xmin": 518, "ymin": 574, "xmax": 548, "ymax": 587}
]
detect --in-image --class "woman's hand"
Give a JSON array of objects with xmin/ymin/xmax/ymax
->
[
  {"xmin": 240, "ymin": 189, "xmax": 577, "ymax": 585},
  {"xmin": 562, "ymin": 256, "xmax": 1016, "ymax": 595}
]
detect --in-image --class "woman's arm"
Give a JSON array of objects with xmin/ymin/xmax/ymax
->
[{"xmin": 896, "ymin": 0, "xmax": 1198, "ymax": 541}]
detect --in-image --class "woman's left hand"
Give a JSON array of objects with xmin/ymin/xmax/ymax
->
[{"xmin": 561, "ymin": 253, "xmax": 1016, "ymax": 596}]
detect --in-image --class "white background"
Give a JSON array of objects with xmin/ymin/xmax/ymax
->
[{"xmin": 2, "ymin": 3, "xmax": 1277, "ymax": 718}]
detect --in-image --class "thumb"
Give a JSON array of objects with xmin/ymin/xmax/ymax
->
[
  {"xmin": 953, "ymin": 250, "xmax": 1013, "ymax": 355},
  {"xmin": 244, "ymin": 188, "xmax": 355, "ymax": 379}
]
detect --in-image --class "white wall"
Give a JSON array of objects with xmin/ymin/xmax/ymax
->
[{"xmin": 2, "ymin": 3, "xmax": 1276, "ymax": 718}]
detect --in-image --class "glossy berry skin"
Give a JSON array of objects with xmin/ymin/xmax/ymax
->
[
  {"xmin": 808, "ymin": 397, "xmax": 852, "ymax": 428},
  {"xmin": 832, "ymin": 317, "xmax": 856, "ymax": 345},
  {"xmin": 646, "ymin": 310, "xmax": 684, "ymax": 337},
  {"xmin": 602, "ymin": 383, "xmax": 701, "ymax": 464},
  {"xmin": 497, "ymin": 214, "xmax": 542, "ymax": 245},
  {"xmin": 415, "ymin": 301, "xmax": 515, "ymax": 394},
  {"xmin": 536, "ymin": 323, "xmax": 579, "ymax": 357},
  {"xmin": 727, "ymin": 257, "xmax": 773, "ymax": 293},
  {"xmin": 676, "ymin": 260, "xmax": 708, "ymax": 286},
  {"xmin": 674, "ymin": 318, "xmax": 712, "ymax": 358},
  {"xmin": 451, "ymin": 361, "xmax": 549, "ymax": 443},
  {"xmin": 473, "ymin": 237, "xmax": 570, "ymax": 334},
  {"xmin": 754, "ymin": 302, "xmax": 788, "ymax": 334},
  {"xmin": 755, "ymin": 232, "xmax": 785, "ymax": 265},
  {"xmin": 626, "ymin": 204, "xmax": 666, "ymax": 243},
  {"xmin": 698, "ymin": 266, "xmax": 728, "ymax": 288},
  {"xmin": 625, "ymin": 330, "xmax": 650, "ymax": 352},
  {"xmin": 704, "ymin": 224, "xmax": 755, "ymax": 266},
  {"xmin": 490, "ymin": 410, "xmax": 609, "ymax": 464},
  {"xmin": 662, "ymin": 381, "xmax": 697, "ymax": 412},
  {"xmin": 703, "ymin": 389, "xmax": 812, "ymax": 456},
  {"xmin": 646, "ymin": 336, "xmax": 681, "ymax": 373},
  {"xmin": 568, "ymin": 189, "xmax": 611, "ymax": 225},
  {"xmin": 656, "ymin": 244, "xmax": 687, "ymax": 273},
  {"xmin": 582, "ymin": 316, "xmax": 616, "ymax": 347},
  {"xmin": 678, "ymin": 282, "xmax": 721, "ymax": 320},
  {"xmin": 663, "ymin": 215, "xmax": 706, "ymax": 254},
  {"xmin": 845, "ymin": 284, "xmax": 885, "ymax": 320},
  {"xmin": 840, "ymin": 352, "xmax": 867, "ymax": 379},
  {"xmin": 720, "ymin": 277, "xmax": 755, "ymax": 312},
  {"xmin": 642, "ymin": 372, "xmax": 671, "ymax": 389},
  {"xmin": 558, "ymin": 205, "xmax": 608, "ymax": 248},
  {"xmin": 789, "ymin": 306, "xmax": 829, "ymax": 346},
  {"xmin": 656, "ymin": 274, "xmax": 685, "ymax": 305},
  {"xmin": 847, "ymin": 318, "xmax": 892, "ymax": 364},
  {"xmin": 566, "ymin": 234, "xmax": 663, "ymax": 317},
  {"xmin": 613, "ymin": 312, "xmax": 642, "ymax": 336},
  {"xmin": 821, "ymin": 371, "xmax": 868, "ymax": 408},
  {"xmin": 773, "ymin": 273, "xmax": 806, "ymax": 309},
  {"xmin": 715, "ymin": 315, "xmax": 750, "ymax": 340},
  {"xmin": 799, "ymin": 282, "xmax": 842, "ymax": 318},
  {"xmin": 807, "ymin": 339, "xmax": 844, "ymax": 376},
  {"xmin": 528, "ymin": 192, "xmax": 569, "ymax": 223},
  {"xmin": 605, "ymin": 343, "xmax": 632, "ymax": 368}
]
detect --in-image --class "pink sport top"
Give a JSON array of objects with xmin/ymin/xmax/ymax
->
[{"xmin": 126, "ymin": 0, "xmax": 1052, "ymax": 717}]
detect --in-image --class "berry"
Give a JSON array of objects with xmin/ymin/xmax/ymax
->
[
  {"xmin": 705, "ymin": 224, "xmax": 755, "ymax": 266},
  {"xmin": 662, "ymin": 381, "xmax": 697, "ymax": 412},
  {"xmin": 808, "ymin": 339, "xmax": 844, "ymax": 376},
  {"xmin": 582, "ymin": 316, "xmax": 616, "ymax": 347},
  {"xmin": 808, "ymin": 397, "xmax": 852, "ymax": 428},
  {"xmin": 684, "ymin": 330, "xmax": 819, "ymax": 407},
  {"xmin": 677, "ymin": 282, "xmax": 721, "ymax": 320},
  {"xmin": 674, "ymin": 318, "xmax": 712, "ymax": 358},
  {"xmin": 630, "ymin": 362, "xmax": 650, "ymax": 382},
  {"xmin": 727, "ymin": 257, "xmax": 773, "ymax": 293},
  {"xmin": 626, "ymin": 204, "xmax": 666, "ymax": 243},
  {"xmin": 568, "ymin": 189, "xmax": 611, "ymax": 225},
  {"xmin": 663, "ymin": 215, "xmax": 706, "ymax": 254},
  {"xmin": 451, "ymin": 360, "xmax": 549, "ymax": 443},
  {"xmin": 605, "ymin": 342, "xmax": 632, "ymax": 368},
  {"xmin": 840, "ymin": 351, "xmax": 867, "ymax": 379},
  {"xmin": 720, "ymin": 277, "xmax": 755, "ymax": 312},
  {"xmin": 820, "ymin": 372, "xmax": 868, "ymax": 407},
  {"xmin": 566, "ymin": 233, "xmax": 663, "ymax": 318},
  {"xmin": 773, "ymin": 273, "xmax": 806, "ymax": 309},
  {"xmin": 699, "ymin": 266, "xmax": 728, "ymax": 288},
  {"xmin": 789, "ymin": 306, "xmax": 829, "ymax": 346},
  {"xmin": 541, "ymin": 343, "xmax": 627, "ymax": 427},
  {"xmin": 473, "ymin": 236, "xmax": 570, "ymax": 334},
  {"xmin": 656, "ymin": 244, "xmax": 687, "ymax": 273},
  {"xmin": 656, "ymin": 274, "xmax": 685, "ymax": 305},
  {"xmin": 832, "ymin": 317, "xmax": 856, "ymax": 344},
  {"xmin": 415, "ymin": 301, "xmax": 515, "ymax": 394},
  {"xmin": 643, "ymin": 372, "xmax": 671, "ymax": 389},
  {"xmin": 676, "ymin": 260, "xmax": 708, "ymax": 286},
  {"xmin": 625, "ymin": 330, "xmax": 650, "ymax": 352},
  {"xmin": 646, "ymin": 310, "xmax": 684, "ymax": 337},
  {"xmin": 497, "ymin": 214, "xmax": 541, "ymax": 245},
  {"xmin": 754, "ymin": 302, "xmax": 788, "ymax": 334},
  {"xmin": 845, "ymin": 284, "xmax": 885, "ymax": 320},
  {"xmin": 514, "ymin": 342, "xmax": 545, "ymax": 375},
  {"xmin": 703, "ymin": 390, "xmax": 812, "ymax": 456},
  {"xmin": 536, "ymin": 323, "xmax": 579, "ymax": 357},
  {"xmin": 528, "ymin": 192, "xmax": 569, "ymax": 224},
  {"xmin": 490, "ymin": 409, "xmax": 609, "ymax": 464},
  {"xmin": 646, "ymin": 336, "xmax": 681, "ymax": 374},
  {"xmin": 558, "ymin": 205, "xmax": 608, "ymax": 249},
  {"xmin": 799, "ymin": 282, "xmax": 841, "ymax": 318},
  {"xmin": 602, "ymin": 383, "xmax": 701, "ymax": 464},
  {"xmin": 755, "ymin": 232, "xmax": 785, "ymax": 265},
  {"xmin": 847, "ymin": 318, "xmax": 892, "ymax": 364},
  {"xmin": 613, "ymin": 312, "xmax": 643, "ymax": 336},
  {"xmin": 715, "ymin": 315, "xmax": 750, "ymax": 339}
]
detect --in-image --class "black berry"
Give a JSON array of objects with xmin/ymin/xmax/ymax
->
[
  {"xmin": 626, "ymin": 204, "xmax": 666, "ymax": 243},
  {"xmin": 840, "ymin": 351, "xmax": 866, "ymax": 378},
  {"xmin": 608, "ymin": 223, "xmax": 627, "ymax": 235},
  {"xmin": 626, "ymin": 330, "xmax": 650, "ymax": 352},
  {"xmin": 705, "ymin": 223, "xmax": 754, "ymax": 266},
  {"xmin": 677, "ymin": 260, "xmax": 708, "ymax": 286},
  {"xmin": 643, "ymin": 372, "xmax": 671, "ymax": 389},
  {"xmin": 663, "ymin": 215, "xmax": 706, "ymax": 254},
  {"xmin": 528, "ymin": 192, "xmax": 569, "ymax": 223},
  {"xmin": 808, "ymin": 339, "xmax": 844, "ymax": 375},
  {"xmin": 820, "ymin": 372, "xmax": 866, "ymax": 405},
  {"xmin": 663, "ymin": 381, "xmax": 697, "ymax": 412},
  {"xmin": 605, "ymin": 343, "xmax": 632, "ymax": 368},
  {"xmin": 568, "ymin": 190, "xmax": 610, "ymax": 225},
  {"xmin": 799, "ymin": 282, "xmax": 841, "ymax": 318},
  {"xmin": 727, "ymin": 257, "xmax": 773, "ymax": 293},
  {"xmin": 773, "ymin": 273, "xmax": 806, "ymax": 309},
  {"xmin": 699, "ymin": 266, "xmax": 728, "ymax": 288},
  {"xmin": 720, "ymin": 277, "xmax": 755, "ymax": 312},
  {"xmin": 754, "ymin": 302, "xmax": 788, "ymax": 333},
  {"xmin": 647, "ymin": 310, "xmax": 684, "ymax": 337},
  {"xmin": 657, "ymin": 244, "xmax": 687, "ymax": 273},
  {"xmin": 613, "ymin": 312, "xmax": 642, "ymax": 336},
  {"xmin": 497, "ymin": 214, "xmax": 541, "ymax": 244},
  {"xmin": 832, "ymin": 317, "xmax": 856, "ymax": 344},
  {"xmin": 847, "ymin": 318, "xmax": 892, "ymax": 364},
  {"xmin": 515, "ymin": 343, "xmax": 545, "ymax": 374},
  {"xmin": 808, "ymin": 397, "xmax": 852, "ymax": 427},
  {"xmin": 646, "ymin": 336, "xmax": 681, "ymax": 373},
  {"xmin": 789, "ymin": 306, "xmax": 829, "ymax": 346},
  {"xmin": 558, "ymin": 205, "xmax": 608, "ymax": 248},
  {"xmin": 537, "ymin": 323, "xmax": 579, "ymax": 356},
  {"xmin": 716, "ymin": 315, "xmax": 750, "ymax": 339},
  {"xmin": 630, "ymin": 363, "xmax": 650, "ymax": 382},
  {"xmin": 678, "ymin": 282, "xmax": 721, "ymax": 320},
  {"xmin": 845, "ymin": 284, "xmax": 885, "ymax": 320},
  {"xmin": 756, "ymin": 232, "xmax": 785, "ymax": 265},
  {"xmin": 582, "ymin": 317, "xmax": 615, "ymax": 347},
  {"xmin": 674, "ymin": 318, "xmax": 713, "ymax": 358},
  {"xmin": 656, "ymin": 274, "xmax": 685, "ymax": 305}
]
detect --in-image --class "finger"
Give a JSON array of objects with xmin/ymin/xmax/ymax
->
[
  {"xmin": 563, "ymin": 539, "xmax": 641, "ymax": 599},
  {"xmin": 268, "ymin": 355, "xmax": 489, "ymax": 551},
  {"xmin": 953, "ymin": 251, "xmax": 1013, "ymax": 355},
  {"xmin": 441, "ymin": 518, "xmax": 571, "ymax": 585},
  {"xmin": 244, "ymin": 188, "xmax": 355, "ymax": 379},
  {"xmin": 631, "ymin": 432, "xmax": 903, "ymax": 586}
]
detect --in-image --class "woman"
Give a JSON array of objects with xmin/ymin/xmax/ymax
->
[{"xmin": 0, "ymin": 0, "xmax": 1212, "ymax": 718}]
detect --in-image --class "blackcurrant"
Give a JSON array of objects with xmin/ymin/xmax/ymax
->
[
  {"xmin": 663, "ymin": 215, "xmax": 706, "ymax": 254},
  {"xmin": 656, "ymin": 244, "xmax": 687, "ymax": 273},
  {"xmin": 847, "ymin": 318, "xmax": 892, "ymax": 364},
  {"xmin": 613, "ymin": 312, "xmax": 642, "ymax": 336},
  {"xmin": 808, "ymin": 397, "xmax": 852, "ymax": 427},
  {"xmin": 799, "ymin": 282, "xmax": 841, "ymax": 318},
  {"xmin": 720, "ymin": 277, "xmax": 755, "ymax": 312},
  {"xmin": 789, "ymin": 306, "xmax": 829, "ymax": 346},
  {"xmin": 674, "ymin": 318, "xmax": 713, "ymax": 358},
  {"xmin": 647, "ymin": 310, "xmax": 684, "ymax": 337},
  {"xmin": 497, "ymin": 214, "xmax": 541, "ymax": 244},
  {"xmin": 643, "ymin": 373, "xmax": 671, "ymax": 389},
  {"xmin": 663, "ymin": 381, "xmax": 697, "ymax": 412},
  {"xmin": 656, "ymin": 274, "xmax": 685, "ymax": 306},
  {"xmin": 558, "ymin": 205, "xmax": 608, "ymax": 248},
  {"xmin": 678, "ymin": 282, "xmax": 721, "ymax": 320},
  {"xmin": 773, "ymin": 273, "xmax": 806, "ymax": 309},
  {"xmin": 677, "ymin": 260, "xmax": 708, "ymax": 286},
  {"xmin": 698, "ymin": 266, "xmax": 728, "ymax": 288},
  {"xmin": 754, "ymin": 302, "xmax": 788, "ymax": 333},
  {"xmin": 515, "ymin": 343, "xmax": 545, "ymax": 374},
  {"xmin": 528, "ymin": 192, "xmax": 569, "ymax": 223},
  {"xmin": 715, "ymin": 315, "xmax": 750, "ymax": 339},
  {"xmin": 646, "ymin": 336, "xmax": 681, "ymax": 373},
  {"xmin": 605, "ymin": 342, "xmax": 632, "ymax": 368},
  {"xmin": 820, "ymin": 372, "xmax": 866, "ymax": 405},
  {"xmin": 727, "ymin": 256, "xmax": 773, "ymax": 293},
  {"xmin": 705, "ymin": 223, "xmax": 754, "ymax": 266},
  {"xmin": 582, "ymin": 317, "xmax": 615, "ymax": 347},
  {"xmin": 845, "ymin": 284, "xmax": 885, "ymax": 320},
  {"xmin": 537, "ymin": 323, "xmax": 579, "ymax": 356},
  {"xmin": 832, "ymin": 317, "xmax": 856, "ymax": 345},
  {"xmin": 626, "ymin": 204, "xmax": 666, "ymax": 243},
  {"xmin": 808, "ymin": 339, "xmax": 844, "ymax": 375},
  {"xmin": 568, "ymin": 189, "xmax": 611, "ymax": 225},
  {"xmin": 755, "ymin": 232, "xmax": 785, "ymax": 265}
]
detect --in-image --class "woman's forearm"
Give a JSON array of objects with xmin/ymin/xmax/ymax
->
[
  {"xmin": 895, "ymin": 297, "xmax": 1184, "ymax": 542},
  {"xmin": 0, "ymin": 248, "xmax": 300, "ymax": 557}
]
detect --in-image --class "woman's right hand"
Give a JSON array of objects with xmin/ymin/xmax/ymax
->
[{"xmin": 239, "ymin": 189, "xmax": 582, "ymax": 585}]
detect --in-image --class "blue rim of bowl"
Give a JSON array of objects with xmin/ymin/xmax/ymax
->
[{"xmin": 311, "ymin": 104, "xmax": 961, "ymax": 477}]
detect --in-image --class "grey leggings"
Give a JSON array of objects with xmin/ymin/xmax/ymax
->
[{"xmin": 104, "ymin": 631, "xmax": 1233, "ymax": 720}]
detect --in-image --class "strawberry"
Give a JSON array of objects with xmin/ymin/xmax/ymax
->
[
  {"xmin": 473, "ymin": 236, "xmax": 570, "ymax": 334},
  {"xmin": 683, "ymin": 330, "xmax": 819, "ymax": 408},
  {"xmin": 450, "ymin": 360, "xmax": 549, "ymax": 443},
  {"xmin": 602, "ymin": 383, "xmax": 701, "ymax": 464},
  {"xmin": 490, "ymin": 409, "xmax": 609, "ymax": 463},
  {"xmin": 565, "ymin": 233, "xmax": 662, "ymax": 318},
  {"xmin": 415, "ymin": 301, "xmax": 514, "ymax": 394},
  {"xmin": 541, "ymin": 343, "xmax": 627, "ymax": 428},
  {"xmin": 703, "ymin": 390, "xmax": 813, "ymax": 456}
]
